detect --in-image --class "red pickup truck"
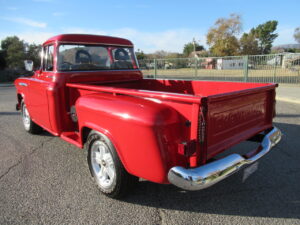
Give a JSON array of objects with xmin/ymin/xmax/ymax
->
[{"xmin": 15, "ymin": 34, "xmax": 281, "ymax": 198}]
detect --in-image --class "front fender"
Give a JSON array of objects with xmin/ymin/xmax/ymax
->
[
  {"xmin": 14, "ymin": 78, "xmax": 31, "ymax": 108},
  {"xmin": 76, "ymin": 93, "xmax": 185, "ymax": 184}
]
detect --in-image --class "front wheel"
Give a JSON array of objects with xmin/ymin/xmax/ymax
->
[
  {"xmin": 21, "ymin": 101, "xmax": 43, "ymax": 134},
  {"xmin": 86, "ymin": 131, "xmax": 138, "ymax": 199}
]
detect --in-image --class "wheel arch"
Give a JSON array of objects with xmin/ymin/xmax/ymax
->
[
  {"xmin": 80, "ymin": 123, "xmax": 128, "ymax": 172},
  {"xmin": 16, "ymin": 93, "xmax": 24, "ymax": 110},
  {"xmin": 17, "ymin": 93, "xmax": 23, "ymax": 103}
]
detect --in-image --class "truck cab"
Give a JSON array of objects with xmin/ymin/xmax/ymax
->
[{"xmin": 15, "ymin": 34, "xmax": 282, "ymax": 198}]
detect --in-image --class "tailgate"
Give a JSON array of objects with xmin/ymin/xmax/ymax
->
[{"xmin": 203, "ymin": 85, "xmax": 276, "ymax": 160}]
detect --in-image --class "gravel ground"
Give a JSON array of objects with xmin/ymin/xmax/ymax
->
[{"xmin": 0, "ymin": 86, "xmax": 299, "ymax": 225}]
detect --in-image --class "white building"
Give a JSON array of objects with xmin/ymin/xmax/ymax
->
[{"xmin": 217, "ymin": 59, "xmax": 244, "ymax": 70}]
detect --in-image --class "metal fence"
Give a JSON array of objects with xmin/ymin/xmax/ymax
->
[{"xmin": 138, "ymin": 53, "xmax": 300, "ymax": 84}]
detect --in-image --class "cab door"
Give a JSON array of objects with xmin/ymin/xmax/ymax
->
[{"xmin": 27, "ymin": 45, "xmax": 55, "ymax": 131}]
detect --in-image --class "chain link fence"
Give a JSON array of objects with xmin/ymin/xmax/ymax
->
[{"xmin": 139, "ymin": 53, "xmax": 300, "ymax": 84}]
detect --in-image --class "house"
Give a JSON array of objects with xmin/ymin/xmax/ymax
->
[
  {"xmin": 201, "ymin": 58, "xmax": 216, "ymax": 69},
  {"xmin": 282, "ymin": 53, "xmax": 300, "ymax": 68},
  {"xmin": 217, "ymin": 58, "xmax": 244, "ymax": 70}
]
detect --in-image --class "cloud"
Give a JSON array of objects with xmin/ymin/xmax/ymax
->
[
  {"xmin": 0, "ymin": 26, "xmax": 205, "ymax": 53},
  {"xmin": 1, "ymin": 25, "xmax": 292, "ymax": 53},
  {"xmin": 63, "ymin": 27, "xmax": 206, "ymax": 53},
  {"xmin": 273, "ymin": 26, "xmax": 296, "ymax": 45},
  {"xmin": 63, "ymin": 27, "xmax": 107, "ymax": 35},
  {"xmin": 0, "ymin": 31, "xmax": 55, "ymax": 44},
  {"xmin": 4, "ymin": 17, "xmax": 47, "ymax": 28}
]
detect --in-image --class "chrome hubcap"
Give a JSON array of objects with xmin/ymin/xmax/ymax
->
[
  {"xmin": 91, "ymin": 140, "xmax": 116, "ymax": 188},
  {"xmin": 22, "ymin": 104, "xmax": 30, "ymax": 130}
]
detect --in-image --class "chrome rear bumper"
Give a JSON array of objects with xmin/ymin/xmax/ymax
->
[{"xmin": 168, "ymin": 127, "xmax": 282, "ymax": 191}]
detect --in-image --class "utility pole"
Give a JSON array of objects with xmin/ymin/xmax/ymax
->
[
  {"xmin": 192, "ymin": 38, "xmax": 201, "ymax": 59},
  {"xmin": 193, "ymin": 38, "xmax": 196, "ymax": 54}
]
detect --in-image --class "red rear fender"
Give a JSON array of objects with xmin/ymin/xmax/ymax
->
[{"xmin": 76, "ymin": 93, "xmax": 186, "ymax": 184}]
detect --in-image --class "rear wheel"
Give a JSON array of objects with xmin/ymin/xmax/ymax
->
[
  {"xmin": 21, "ymin": 101, "xmax": 43, "ymax": 134},
  {"xmin": 86, "ymin": 131, "xmax": 138, "ymax": 199}
]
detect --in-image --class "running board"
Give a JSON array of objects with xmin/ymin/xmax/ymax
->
[{"xmin": 60, "ymin": 132, "xmax": 82, "ymax": 148}]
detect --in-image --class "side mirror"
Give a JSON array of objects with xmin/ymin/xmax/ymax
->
[{"xmin": 24, "ymin": 60, "xmax": 34, "ymax": 72}]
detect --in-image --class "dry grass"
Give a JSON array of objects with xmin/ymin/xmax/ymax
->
[{"xmin": 141, "ymin": 68, "xmax": 300, "ymax": 78}]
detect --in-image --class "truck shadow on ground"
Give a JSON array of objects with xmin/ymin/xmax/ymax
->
[
  {"xmin": 0, "ymin": 111, "xmax": 52, "ymax": 137},
  {"xmin": 0, "ymin": 111, "xmax": 20, "ymax": 116},
  {"xmin": 124, "ymin": 122, "xmax": 300, "ymax": 219}
]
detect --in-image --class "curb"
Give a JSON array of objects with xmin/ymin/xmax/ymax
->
[
  {"xmin": 0, "ymin": 84, "xmax": 14, "ymax": 87},
  {"xmin": 277, "ymin": 97, "xmax": 300, "ymax": 105}
]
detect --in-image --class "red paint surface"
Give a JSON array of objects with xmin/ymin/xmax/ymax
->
[
  {"xmin": 43, "ymin": 34, "xmax": 133, "ymax": 46},
  {"xmin": 14, "ymin": 34, "xmax": 277, "ymax": 184}
]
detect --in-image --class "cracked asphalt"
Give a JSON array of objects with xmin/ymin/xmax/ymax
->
[{"xmin": 0, "ymin": 86, "xmax": 299, "ymax": 225}]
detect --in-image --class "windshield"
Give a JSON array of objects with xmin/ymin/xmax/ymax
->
[{"xmin": 57, "ymin": 44, "xmax": 138, "ymax": 71}]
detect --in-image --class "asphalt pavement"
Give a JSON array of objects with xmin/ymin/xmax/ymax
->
[
  {"xmin": 276, "ymin": 85, "xmax": 300, "ymax": 104},
  {"xmin": 0, "ymin": 86, "xmax": 299, "ymax": 225}
]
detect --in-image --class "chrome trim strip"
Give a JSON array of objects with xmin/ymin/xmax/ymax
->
[
  {"xmin": 168, "ymin": 127, "xmax": 282, "ymax": 191},
  {"xmin": 19, "ymin": 82, "xmax": 28, "ymax": 87}
]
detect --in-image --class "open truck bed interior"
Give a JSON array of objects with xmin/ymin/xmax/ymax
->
[{"xmin": 73, "ymin": 79, "xmax": 275, "ymax": 97}]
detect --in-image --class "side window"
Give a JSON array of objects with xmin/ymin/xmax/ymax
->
[{"xmin": 43, "ymin": 45, "xmax": 54, "ymax": 71}]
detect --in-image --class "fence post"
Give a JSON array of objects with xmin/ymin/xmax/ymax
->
[
  {"xmin": 194, "ymin": 58, "xmax": 198, "ymax": 78},
  {"xmin": 154, "ymin": 59, "xmax": 157, "ymax": 79},
  {"xmin": 243, "ymin": 55, "xmax": 249, "ymax": 82},
  {"xmin": 273, "ymin": 60, "xmax": 277, "ymax": 83}
]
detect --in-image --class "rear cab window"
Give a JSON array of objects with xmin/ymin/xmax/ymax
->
[{"xmin": 57, "ymin": 44, "xmax": 138, "ymax": 71}]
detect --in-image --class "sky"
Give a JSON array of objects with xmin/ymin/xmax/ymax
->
[{"xmin": 0, "ymin": 0, "xmax": 299, "ymax": 53}]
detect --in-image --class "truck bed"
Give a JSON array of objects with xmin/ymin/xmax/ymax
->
[{"xmin": 67, "ymin": 79, "xmax": 277, "ymax": 164}]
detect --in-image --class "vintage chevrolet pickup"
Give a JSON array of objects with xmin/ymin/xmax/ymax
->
[{"xmin": 14, "ymin": 34, "xmax": 282, "ymax": 198}]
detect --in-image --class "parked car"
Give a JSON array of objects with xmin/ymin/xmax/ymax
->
[{"xmin": 15, "ymin": 34, "xmax": 282, "ymax": 198}]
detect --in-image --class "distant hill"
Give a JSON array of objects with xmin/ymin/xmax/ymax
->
[{"xmin": 272, "ymin": 44, "xmax": 300, "ymax": 50}]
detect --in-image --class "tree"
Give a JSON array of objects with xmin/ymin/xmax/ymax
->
[
  {"xmin": 0, "ymin": 50, "xmax": 6, "ymax": 69},
  {"xmin": 153, "ymin": 50, "xmax": 169, "ymax": 58},
  {"xmin": 294, "ymin": 27, "xmax": 300, "ymax": 44},
  {"xmin": 0, "ymin": 36, "xmax": 42, "ymax": 69},
  {"xmin": 1, "ymin": 36, "xmax": 25, "ymax": 69},
  {"xmin": 239, "ymin": 32, "xmax": 260, "ymax": 55},
  {"xmin": 135, "ymin": 49, "xmax": 146, "ymax": 60},
  {"xmin": 206, "ymin": 13, "xmax": 242, "ymax": 56},
  {"xmin": 251, "ymin": 21, "xmax": 278, "ymax": 54},
  {"xmin": 26, "ymin": 43, "xmax": 42, "ymax": 69},
  {"xmin": 183, "ymin": 42, "xmax": 204, "ymax": 57},
  {"xmin": 210, "ymin": 36, "xmax": 240, "ymax": 56}
]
